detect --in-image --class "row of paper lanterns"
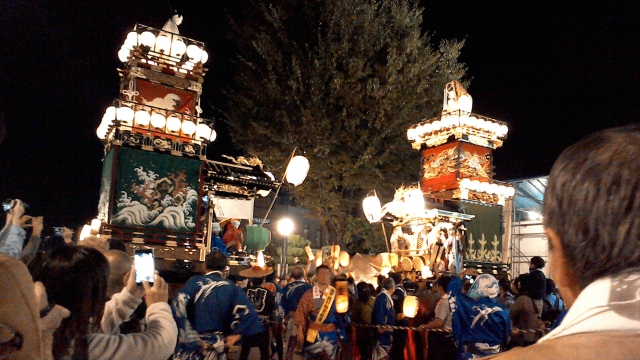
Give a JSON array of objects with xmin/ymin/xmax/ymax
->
[
  {"xmin": 407, "ymin": 115, "xmax": 508, "ymax": 141},
  {"xmin": 96, "ymin": 105, "xmax": 216, "ymax": 141},
  {"xmin": 363, "ymin": 188, "xmax": 435, "ymax": 223},
  {"xmin": 459, "ymin": 178, "xmax": 516, "ymax": 198},
  {"xmin": 118, "ymin": 30, "xmax": 209, "ymax": 64}
]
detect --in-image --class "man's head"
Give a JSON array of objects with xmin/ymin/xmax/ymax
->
[
  {"xmin": 389, "ymin": 272, "xmax": 402, "ymax": 288},
  {"xmin": 498, "ymin": 278, "xmax": 511, "ymax": 295},
  {"xmin": 103, "ymin": 250, "xmax": 132, "ymax": 298},
  {"xmin": 381, "ymin": 277, "xmax": 395, "ymax": 293},
  {"xmin": 316, "ymin": 265, "xmax": 331, "ymax": 286},
  {"xmin": 543, "ymin": 125, "xmax": 640, "ymax": 301},
  {"xmin": 436, "ymin": 275, "xmax": 453, "ymax": 296},
  {"xmin": 530, "ymin": 256, "xmax": 545, "ymax": 270},
  {"xmin": 291, "ymin": 266, "xmax": 305, "ymax": 281},
  {"xmin": 205, "ymin": 251, "xmax": 229, "ymax": 272}
]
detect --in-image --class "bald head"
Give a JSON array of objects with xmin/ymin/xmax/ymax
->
[
  {"xmin": 291, "ymin": 266, "xmax": 305, "ymax": 280},
  {"xmin": 104, "ymin": 250, "xmax": 132, "ymax": 298}
]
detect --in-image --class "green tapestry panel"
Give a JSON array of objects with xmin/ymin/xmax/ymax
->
[
  {"xmin": 460, "ymin": 200, "xmax": 503, "ymax": 263},
  {"xmin": 97, "ymin": 149, "xmax": 114, "ymax": 221},
  {"xmin": 111, "ymin": 147, "xmax": 201, "ymax": 233}
]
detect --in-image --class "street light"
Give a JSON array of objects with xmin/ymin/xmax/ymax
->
[{"xmin": 277, "ymin": 218, "xmax": 294, "ymax": 278}]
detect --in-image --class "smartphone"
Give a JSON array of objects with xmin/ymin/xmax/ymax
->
[
  {"xmin": 53, "ymin": 227, "xmax": 63, "ymax": 236},
  {"xmin": 464, "ymin": 274, "xmax": 477, "ymax": 284},
  {"xmin": 134, "ymin": 249, "xmax": 155, "ymax": 285}
]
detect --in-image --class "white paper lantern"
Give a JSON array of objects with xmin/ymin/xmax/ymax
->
[
  {"xmin": 166, "ymin": 115, "xmax": 181, "ymax": 132},
  {"xmin": 134, "ymin": 110, "xmax": 150, "ymax": 126},
  {"xmin": 407, "ymin": 128, "xmax": 417, "ymax": 141},
  {"xmin": 124, "ymin": 31, "xmax": 138, "ymax": 49},
  {"xmin": 458, "ymin": 94, "xmax": 473, "ymax": 113},
  {"xmin": 285, "ymin": 155, "xmax": 310, "ymax": 186},
  {"xmin": 96, "ymin": 126, "xmax": 108, "ymax": 139},
  {"xmin": 200, "ymin": 50, "xmax": 209, "ymax": 63},
  {"xmin": 155, "ymin": 35, "xmax": 171, "ymax": 53},
  {"xmin": 118, "ymin": 48, "xmax": 130, "ymax": 62},
  {"xmin": 432, "ymin": 120, "xmax": 442, "ymax": 132},
  {"xmin": 362, "ymin": 193, "xmax": 382, "ymax": 223},
  {"xmin": 181, "ymin": 120, "xmax": 196, "ymax": 135},
  {"xmin": 139, "ymin": 31, "xmax": 156, "ymax": 47},
  {"xmin": 277, "ymin": 218, "xmax": 294, "ymax": 236},
  {"xmin": 116, "ymin": 106, "xmax": 134, "ymax": 125},
  {"xmin": 470, "ymin": 180, "xmax": 481, "ymax": 191},
  {"xmin": 460, "ymin": 177, "xmax": 471, "ymax": 189},
  {"xmin": 423, "ymin": 123, "xmax": 433, "ymax": 134},
  {"xmin": 488, "ymin": 183, "xmax": 500, "ymax": 195},
  {"xmin": 196, "ymin": 123, "xmax": 212, "ymax": 140},
  {"xmin": 504, "ymin": 186, "xmax": 516, "ymax": 198},
  {"xmin": 186, "ymin": 44, "xmax": 203, "ymax": 61},
  {"xmin": 150, "ymin": 113, "xmax": 166, "ymax": 129},
  {"xmin": 478, "ymin": 181, "xmax": 490, "ymax": 193},
  {"xmin": 90, "ymin": 219, "xmax": 102, "ymax": 232},
  {"xmin": 79, "ymin": 225, "xmax": 91, "ymax": 241},
  {"xmin": 403, "ymin": 295, "xmax": 419, "ymax": 318},
  {"xmin": 210, "ymin": 129, "xmax": 217, "ymax": 142},
  {"xmin": 104, "ymin": 106, "xmax": 116, "ymax": 121},
  {"xmin": 171, "ymin": 39, "xmax": 187, "ymax": 57}
]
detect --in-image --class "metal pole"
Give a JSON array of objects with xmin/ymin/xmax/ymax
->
[{"xmin": 260, "ymin": 148, "xmax": 298, "ymax": 227}]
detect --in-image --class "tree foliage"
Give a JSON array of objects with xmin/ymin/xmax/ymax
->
[{"xmin": 223, "ymin": 0, "xmax": 467, "ymax": 254}]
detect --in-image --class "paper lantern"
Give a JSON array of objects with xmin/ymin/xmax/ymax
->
[
  {"xmin": 380, "ymin": 252, "xmax": 392, "ymax": 268},
  {"xmin": 186, "ymin": 44, "xmax": 203, "ymax": 61},
  {"xmin": 96, "ymin": 126, "xmax": 107, "ymax": 140},
  {"xmin": 118, "ymin": 47, "xmax": 130, "ymax": 62},
  {"xmin": 403, "ymin": 295, "xmax": 419, "ymax": 318},
  {"xmin": 134, "ymin": 110, "xmax": 150, "ymax": 126},
  {"xmin": 150, "ymin": 113, "xmax": 166, "ymax": 129},
  {"xmin": 181, "ymin": 120, "xmax": 196, "ymax": 135},
  {"xmin": 200, "ymin": 50, "xmax": 209, "ymax": 63},
  {"xmin": 504, "ymin": 186, "xmax": 515, "ymax": 198},
  {"xmin": 339, "ymin": 251, "xmax": 350, "ymax": 267},
  {"xmin": 139, "ymin": 31, "xmax": 156, "ymax": 47},
  {"xmin": 285, "ymin": 155, "xmax": 310, "ymax": 186},
  {"xmin": 335, "ymin": 281, "xmax": 349, "ymax": 314},
  {"xmin": 389, "ymin": 253, "xmax": 399, "ymax": 267},
  {"xmin": 423, "ymin": 123, "xmax": 433, "ymax": 134},
  {"xmin": 166, "ymin": 115, "xmax": 181, "ymax": 132},
  {"xmin": 315, "ymin": 252, "xmax": 323, "ymax": 267},
  {"xmin": 90, "ymin": 219, "xmax": 102, "ymax": 233},
  {"xmin": 362, "ymin": 193, "xmax": 382, "ymax": 223},
  {"xmin": 331, "ymin": 244, "xmax": 341, "ymax": 260},
  {"xmin": 304, "ymin": 246, "xmax": 315, "ymax": 261},
  {"xmin": 432, "ymin": 120, "xmax": 442, "ymax": 131},
  {"xmin": 407, "ymin": 128, "xmax": 417, "ymax": 141},
  {"xmin": 116, "ymin": 106, "xmax": 134, "ymax": 125},
  {"xmin": 421, "ymin": 266, "xmax": 433, "ymax": 278},
  {"xmin": 196, "ymin": 123, "xmax": 212, "ymax": 140},
  {"xmin": 209, "ymin": 129, "xmax": 217, "ymax": 142},
  {"xmin": 257, "ymin": 251, "xmax": 265, "ymax": 268},
  {"xmin": 79, "ymin": 225, "xmax": 91, "ymax": 241},
  {"xmin": 277, "ymin": 218, "xmax": 294, "ymax": 236},
  {"xmin": 155, "ymin": 35, "xmax": 171, "ymax": 53},
  {"xmin": 170, "ymin": 39, "xmax": 187, "ymax": 57}
]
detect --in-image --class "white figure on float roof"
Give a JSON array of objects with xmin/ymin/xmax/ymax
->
[{"xmin": 443, "ymin": 80, "xmax": 473, "ymax": 114}]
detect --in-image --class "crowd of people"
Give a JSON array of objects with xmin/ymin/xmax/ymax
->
[{"xmin": 1, "ymin": 126, "xmax": 639, "ymax": 359}]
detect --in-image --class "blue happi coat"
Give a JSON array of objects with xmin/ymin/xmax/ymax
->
[
  {"xmin": 447, "ymin": 276, "xmax": 510, "ymax": 359},
  {"xmin": 172, "ymin": 272, "xmax": 264, "ymax": 342},
  {"xmin": 372, "ymin": 292, "xmax": 395, "ymax": 346},
  {"xmin": 281, "ymin": 280, "xmax": 313, "ymax": 315}
]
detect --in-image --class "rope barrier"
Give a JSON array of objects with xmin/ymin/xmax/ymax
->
[{"xmin": 351, "ymin": 322, "xmax": 550, "ymax": 335}]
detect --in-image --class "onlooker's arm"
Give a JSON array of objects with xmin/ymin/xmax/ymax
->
[
  {"xmin": 101, "ymin": 266, "xmax": 145, "ymax": 334},
  {"xmin": 21, "ymin": 216, "xmax": 43, "ymax": 265}
]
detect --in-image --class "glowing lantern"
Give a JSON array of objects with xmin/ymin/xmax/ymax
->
[
  {"xmin": 79, "ymin": 225, "xmax": 91, "ymax": 241},
  {"xmin": 362, "ymin": 193, "xmax": 382, "ymax": 223},
  {"xmin": 285, "ymin": 155, "xmax": 310, "ymax": 186},
  {"xmin": 196, "ymin": 123, "xmax": 212, "ymax": 140},
  {"xmin": 209, "ymin": 129, "xmax": 217, "ymax": 142},
  {"xmin": 118, "ymin": 47, "xmax": 130, "ymax": 62},
  {"xmin": 304, "ymin": 246, "xmax": 315, "ymax": 261},
  {"xmin": 389, "ymin": 253, "xmax": 399, "ymax": 267},
  {"xmin": 504, "ymin": 186, "xmax": 515, "ymax": 198},
  {"xmin": 339, "ymin": 251, "xmax": 350, "ymax": 267},
  {"xmin": 166, "ymin": 115, "xmax": 181, "ymax": 132},
  {"xmin": 335, "ymin": 281, "xmax": 349, "ymax": 314},
  {"xmin": 200, "ymin": 50, "xmax": 209, "ymax": 63},
  {"xmin": 150, "ymin": 113, "xmax": 166, "ymax": 129},
  {"xmin": 90, "ymin": 219, "xmax": 102, "ymax": 233},
  {"xmin": 380, "ymin": 252, "xmax": 392, "ymax": 268},
  {"xmin": 181, "ymin": 120, "xmax": 196, "ymax": 135},
  {"xmin": 139, "ymin": 31, "xmax": 156, "ymax": 47},
  {"xmin": 432, "ymin": 120, "xmax": 442, "ymax": 132},
  {"xmin": 186, "ymin": 44, "xmax": 203, "ymax": 61},
  {"xmin": 155, "ymin": 35, "xmax": 171, "ymax": 53},
  {"xmin": 134, "ymin": 110, "xmax": 150, "ymax": 126},
  {"xmin": 170, "ymin": 39, "xmax": 187, "ymax": 57},
  {"xmin": 315, "ymin": 253, "xmax": 323, "ymax": 267},
  {"xmin": 403, "ymin": 295, "xmax": 419, "ymax": 318},
  {"xmin": 401, "ymin": 257, "xmax": 413, "ymax": 271},
  {"xmin": 421, "ymin": 266, "xmax": 433, "ymax": 278},
  {"xmin": 96, "ymin": 126, "xmax": 108, "ymax": 140},
  {"xmin": 330, "ymin": 244, "xmax": 341, "ymax": 260},
  {"xmin": 116, "ymin": 106, "xmax": 134, "ymax": 125},
  {"xmin": 256, "ymin": 251, "xmax": 265, "ymax": 268}
]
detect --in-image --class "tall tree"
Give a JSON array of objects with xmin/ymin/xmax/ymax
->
[{"xmin": 222, "ymin": 0, "xmax": 467, "ymax": 253}]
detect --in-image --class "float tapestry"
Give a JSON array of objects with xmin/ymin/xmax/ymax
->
[
  {"xmin": 460, "ymin": 200, "xmax": 503, "ymax": 263},
  {"xmin": 111, "ymin": 147, "xmax": 200, "ymax": 232}
]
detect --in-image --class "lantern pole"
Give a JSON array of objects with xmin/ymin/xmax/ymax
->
[
  {"xmin": 260, "ymin": 148, "xmax": 298, "ymax": 227},
  {"xmin": 381, "ymin": 222, "xmax": 390, "ymax": 253}
]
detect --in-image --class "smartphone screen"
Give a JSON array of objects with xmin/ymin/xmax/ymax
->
[
  {"xmin": 134, "ymin": 249, "xmax": 155, "ymax": 285},
  {"xmin": 464, "ymin": 274, "xmax": 477, "ymax": 284}
]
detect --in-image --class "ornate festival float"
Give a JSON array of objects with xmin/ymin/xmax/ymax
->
[
  {"xmin": 89, "ymin": 16, "xmax": 285, "ymax": 273},
  {"xmin": 361, "ymin": 80, "xmax": 515, "ymax": 281}
]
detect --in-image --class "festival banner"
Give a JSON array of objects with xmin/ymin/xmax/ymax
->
[
  {"xmin": 133, "ymin": 79, "xmax": 196, "ymax": 114},
  {"xmin": 421, "ymin": 141, "xmax": 493, "ymax": 191}
]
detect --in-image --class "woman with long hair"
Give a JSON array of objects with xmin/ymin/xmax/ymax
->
[{"xmin": 38, "ymin": 245, "xmax": 177, "ymax": 359}]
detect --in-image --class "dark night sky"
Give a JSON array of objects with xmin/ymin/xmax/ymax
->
[{"xmin": 0, "ymin": 1, "xmax": 638, "ymax": 230}]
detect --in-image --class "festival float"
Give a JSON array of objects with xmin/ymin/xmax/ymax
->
[
  {"xmin": 90, "ymin": 16, "xmax": 283, "ymax": 272},
  {"xmin": 361, "ymin": 80, "xmax": 515, "ymax": 280}
]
